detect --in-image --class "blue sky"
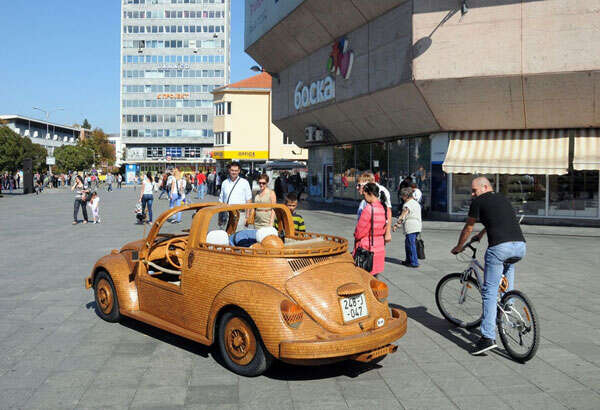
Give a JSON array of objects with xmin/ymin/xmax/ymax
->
[{"xmin": 0, "ymin": 0, "xmax": 257, "ymax": 134}]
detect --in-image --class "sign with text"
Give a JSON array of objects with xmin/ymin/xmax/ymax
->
[{"xmin": 157, "ymin": 93, "xmax": 190, "ymax": 100}]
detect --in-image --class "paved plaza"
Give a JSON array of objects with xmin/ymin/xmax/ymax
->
[{"xmin": 1, "ymin": 187, "xmax": 599, "ymax": 410}]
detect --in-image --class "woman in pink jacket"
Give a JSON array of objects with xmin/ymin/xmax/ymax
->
[{"xmin": 354, "ymin": 183, "xmax": 387, "ymax": 277}]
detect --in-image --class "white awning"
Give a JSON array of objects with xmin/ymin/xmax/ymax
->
[
  {"xmin": 443, "ymin": 129, "xmax": 569, "ymax": 175},
  {"xmin": 574, "ymin": 128, "xmax": 600, "ymax": 171}
]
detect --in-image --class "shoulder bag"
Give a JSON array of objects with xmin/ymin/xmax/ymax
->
[
  {"xmin": 416, "ymin": 233, "xmax": 426, "ymax": 260},
  {"xmin": 218, "ymin": 177, "xmax": 241, "ymax": 227},
  {"xmin": 354, "ymin": 204, "xmax": 374, "ymax": 272}
]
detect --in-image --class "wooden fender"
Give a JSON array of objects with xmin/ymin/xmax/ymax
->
[
  {"xmin": 91, "ymin": 254, "xmax": 140, "ymax": 312},
  {"xmin": 207, "ymin": 281, "xmax": 322, "ymax": 358}
]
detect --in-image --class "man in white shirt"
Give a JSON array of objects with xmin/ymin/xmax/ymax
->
[
  {"xmin": 218, "ymin": 162, "xmax": 252, "ymax": 230},
  {"xmin": 411, "ymin": 182, "xmax": 423, "ymax": 204},
  {"xmin": 356, "ymin": 171, "xmax": 392, "ymax": 243}
]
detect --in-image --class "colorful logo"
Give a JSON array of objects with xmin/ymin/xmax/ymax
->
[{"xmin": 327, "ymin": 37, "xmax": 354, "ymax": 80}]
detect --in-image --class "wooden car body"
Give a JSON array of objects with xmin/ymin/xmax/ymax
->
[{"xmin": 86, "ymin": 202, "xmax": 407, "ymax": 373}]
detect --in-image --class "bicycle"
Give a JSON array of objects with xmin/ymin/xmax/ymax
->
[{"xmin": 435, "ymin": 237, "xmax": 540, "ymax": 362}]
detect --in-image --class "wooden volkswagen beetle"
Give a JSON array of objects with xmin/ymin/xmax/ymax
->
[{"xmin": 85, "ymin": 202, "xmax": 407, "ymax": 376}]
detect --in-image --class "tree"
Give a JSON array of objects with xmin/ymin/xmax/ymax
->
[
  {"xmin": 82, "ymin": 119, "xmax": 91, "ymax": 130},
  {"xmin": 78, "ymin": 128, "xmax": 116, "ymax": 167},
  {"xmin": 54, "ymin": 145, "xmax": 94, "ymax": 172},
  {"xmin": 0, "ymin": 126, "xmax": 47, "ymax": 172}
]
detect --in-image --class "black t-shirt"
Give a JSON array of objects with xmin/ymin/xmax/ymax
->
[{"xmin": 468, "ymin": 192, "xmax": 525, "ymax": 247}]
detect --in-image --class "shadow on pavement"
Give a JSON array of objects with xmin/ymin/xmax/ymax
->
[
  {"xmin": 264, "ymin": 358, "xmax": 381, "ymax": 381},
  {"xmin": 385, "ymin": 256, "xmax": 406, "ymax": 266},
  {"xmin": 86, "ymin": 301, "xmax": 210, "ymax": 358},
  {"xmin": 390, "ymin": 303, "xmax": 478, "ymax": 351}
]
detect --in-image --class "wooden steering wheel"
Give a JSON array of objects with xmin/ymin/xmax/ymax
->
[{"xmin": 164, "ymin": 237, "xmax": 187, "ymax": 270}]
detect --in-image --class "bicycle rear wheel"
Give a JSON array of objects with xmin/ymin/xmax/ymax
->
[
  {"xmin": 498, "ymin": 290, "xmax": 540, "ymax": 362},
  {"xmin": 435, "ymin": 272, "xmax": 483, "ymax": 328}
]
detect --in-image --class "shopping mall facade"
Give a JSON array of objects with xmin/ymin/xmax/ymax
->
[{"xmin": 244, "ymin": 0, "xmax": 600, "ymax": 225}]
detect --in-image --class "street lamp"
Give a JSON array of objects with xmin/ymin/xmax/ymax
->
[
  {"xmin": 32, "ymin": 106, "xmax": 64, "ymax": 140},
  {"xmin": 32, "ymin": 106, "xmax": 64, "ymax": 174},
  {"xmin": 250, "ymin": 65, "xmax": 280, "ymax": 84}
]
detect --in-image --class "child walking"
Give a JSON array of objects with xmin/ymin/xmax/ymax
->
[{"xmin": 88, "ymin": 191, "xmax": 101, "ymax": 224}]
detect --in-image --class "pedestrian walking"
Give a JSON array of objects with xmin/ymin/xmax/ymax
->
[
  {"xmin": 169, "ymin": 169, "xmax": 184, "ymax": 223},
  {"xmin": 393, "ymin": 187, "xmax": 422, "ymax": 268},
  {"xmin": 451, "ymin": 176, "xmax": 526, "ymax": 355},
  {"xmin": 158, "ymin": 171, "xmax": 169, "ymax": 199},
  {"xmin": 248, "ymin": 174, "xmax": 276, "ymax": 229},
  {"xmin": 184, "ymin": 174, "xmax": 193, "ymax": 205},
  {"xmin": 196, "ymin": 171, "xmax": 207, "ymax": 200},
  {"xmin": 207, "ymin": 170, "xmax": 216, "ymax": 195},
  {"xmin": 88, "ymin": 191, "xmax": 101, "ymax": 223},
  {"xmin": 356, "ymin": 171, "xmax": 392, "ymax": 244},
  {"xmin": 117, "ymin": 174, "xmax": 123, "ymax": 189},
  {"xmin": 353, "ymin": 183, "xmax": 387, "ymax": 278},
  {"xmin": 71, "ymin": 175, "xmax": 89, "ymax": 224},
  {"xmin": 106, "ymin": 173, "xmax": 114, "ymax": 192},
  {"xmin": 138, "ymin": 172, "xmax": 155, "ymax": 224}
]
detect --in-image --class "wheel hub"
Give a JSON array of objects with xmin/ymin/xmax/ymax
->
[
  {"xmin": 96, "ymin": 278, "xmax": 113, "ymax": 314},
  {"xmin": 224, "ymin": 317, "xmax": 257, "ymax": 366}
]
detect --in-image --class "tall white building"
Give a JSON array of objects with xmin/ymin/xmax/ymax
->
[{"xmin": 120, "ymin": 0, "xmax": 230, "ymax": 172}]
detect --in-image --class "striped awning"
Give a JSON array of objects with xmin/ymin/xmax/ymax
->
[
  {"xmin": 442, "ymin": 129, "xmax": 569, "ymax": 175},
  {"xmin": 574, "ymin": 128, "xmax": 600, "ymax": 171}
]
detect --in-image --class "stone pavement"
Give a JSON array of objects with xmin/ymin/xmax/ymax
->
[{"xmin": 0, "ymin": 187, "xmax": 599, "ymax": 410}]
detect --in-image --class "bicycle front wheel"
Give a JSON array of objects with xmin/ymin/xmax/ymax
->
[
  {"xmin": 435, "ymin": 272, "xmax": 483, "ymax": 328},
  {"xmin": 498, "ymin": 290, "xmax": 540, "ymax": 362}
]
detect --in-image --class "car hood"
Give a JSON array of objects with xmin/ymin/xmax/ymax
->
[
  {"xmin": 120, "ymin": 239, "xmax": 145, "ymax": 253},
  {"xmin": 285, "ymin": 261, "xmax": 388, "ymax": 335}
]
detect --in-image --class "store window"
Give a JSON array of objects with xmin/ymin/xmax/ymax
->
[
  {"xmin": 388, "ymin": 137, "xmax": 431, "ymax": 207},
  {"xmin": 549, "ymin": 171, "xmax": 599, "ymax": 218},
  {"xmin": 498, "ymin": 175, "xmax": 546, "ymax": 216},
  {"xmin": 333, "ymin": 144, "xmax": 356, "ymax": 200},
  {"xmin": 451, "ymin": 174, "xmax": 496, "ymax": 214}
]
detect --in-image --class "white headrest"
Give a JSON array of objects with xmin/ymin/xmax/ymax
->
[
  {"xmin": 206, "ymin": 230, "xmax": 229, "ymax": 245},
  {"xmin": 256, "ymin": 227, "xmax": 278, "ymax": 243}
]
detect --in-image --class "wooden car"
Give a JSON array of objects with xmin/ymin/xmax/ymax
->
[{"xmin": 85, "ymin": 202, "xmax": 407, "ymax": 376}]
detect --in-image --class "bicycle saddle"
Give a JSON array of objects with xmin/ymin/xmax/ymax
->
[{"xmin": 503, "ymin": 257, "xmax": 522, "ymax": 265}]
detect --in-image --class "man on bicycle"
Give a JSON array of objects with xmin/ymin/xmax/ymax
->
[{"xmin": 451, "ymin": 177, "xmax": 526, "ymax": 355}]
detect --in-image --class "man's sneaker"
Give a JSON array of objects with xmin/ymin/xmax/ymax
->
[{"xmin": 471, "ymin": 337, "xmax": 497, "ymax": 355}]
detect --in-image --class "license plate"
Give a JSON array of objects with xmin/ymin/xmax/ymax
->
[{"xmin": 340, "ymin": 294, "xmax": 368, "ymax": 322}]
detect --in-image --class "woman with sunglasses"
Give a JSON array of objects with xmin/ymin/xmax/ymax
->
[{"xmin": 249, "ymin": 174, "xmax": 277, "ymax": 229}]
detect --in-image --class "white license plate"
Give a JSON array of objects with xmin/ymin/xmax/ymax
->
[{"xmin": 340, "ymin": 294, "xmax": 368, "ymax": 322}]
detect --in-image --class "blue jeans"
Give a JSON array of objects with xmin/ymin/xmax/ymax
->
[
  {"xmin": 481, "ymin": 241, "xmax": 527, "ymax": 339},
  {"xmin": 141, "ymin": 194, "xmax": 153, "ymax": 222},
  {"xmin": 197, "ymin": 183, "xmax": 206, "ymax": 199},
  {"xmin": 404, "ymin": 232, "xmax": 419, "ymax": 267},
  {"xmin": 169, "ymin": 193, "xmax": 182, "ymax": 221}
]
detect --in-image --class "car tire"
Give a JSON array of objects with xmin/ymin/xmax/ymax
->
[
  {"xmin": 217, "ymin": 309, "xmax": 272, "ymax": 377},
  {"xmin": 94, "ymin": 271, "xmax": 120, "ymax": 323}
]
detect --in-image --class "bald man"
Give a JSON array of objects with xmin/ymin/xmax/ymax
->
[{"xmin": 451, "ymin": 176, "xmax": 526, "ymax": 355}]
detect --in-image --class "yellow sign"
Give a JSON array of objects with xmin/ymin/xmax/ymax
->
[
  {"xmin": 212, "ymin": 151, "xmax": 269, "ymax": 160},
  {"xmin": 157, "ymin": 93, "xmax": 190, "ymax": 100}
]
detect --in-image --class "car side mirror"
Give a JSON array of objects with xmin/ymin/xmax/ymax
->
[{"xmin": 131, "ymin": 250, "xmax": 139, "ymax": 262}]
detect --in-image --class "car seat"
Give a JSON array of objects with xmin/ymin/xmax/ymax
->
[{"xmin": 206, "ymin": 230, "xmax": 229, "ymax": 245}]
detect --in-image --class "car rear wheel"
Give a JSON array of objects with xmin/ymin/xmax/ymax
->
[
  {"xmin": 217, "ymin": 310, "xmax": 272, "ymax": 377},
  {"xmin": 94, "ymin": 271, "xmax": 120, "ymax": 322}
]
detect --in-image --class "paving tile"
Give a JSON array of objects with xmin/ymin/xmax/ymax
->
[
  {"xmin": 22, "ymin": 384, "xmax": 87, "ymax": 410},
  {"xmin": 502, "ymin": 392, "xmax": 568, "ymax": 410},
  {"xmin": 452, "ymin": 395, "xmax": 512, "ymax": 410},
  {"xmin": 185, "ymin": 385, "xmax": 239, "ymax": 405},
  {"xmin": 139, "ymin": 366, "xmax": 191, "ymax": 387},
  {"xmin": 547, "ymin": 389, "xmax": 600, "ymax": 410},
  {"xmin": 129, "ymin": 385, "xmax": 188, "ymax": 408},
  {"xmin": 76, "ymin": 386, "xmax": 137, "ymax": 408},
  {"xmin": 0, "ymin": 388, "xmax": 34, "ymax": 409}
]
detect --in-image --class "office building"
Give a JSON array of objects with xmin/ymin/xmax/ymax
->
[
  {"xmin": 121, "ymin": 0, "xmax": 230, "ymax": 173},
  {"xmin": 211, "ymin": 72, "xmax": 307, "ymax": 168}
]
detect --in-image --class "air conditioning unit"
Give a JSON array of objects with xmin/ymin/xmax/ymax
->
[
  {"xmin": 314, "ymin": 129, "xmax": 324, "ymax": 142},
  {"xmin": 304, "ymin": 126, "xmax": 316, "ymax": 142}
]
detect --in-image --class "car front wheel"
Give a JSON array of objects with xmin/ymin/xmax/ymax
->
[
  {"xmin": 94, "ymin": 271, "xmax": 121, "ymax": 322},
  {"xmin": 217, "ymin": 310, "xmax": 272, "ymax": 377}
]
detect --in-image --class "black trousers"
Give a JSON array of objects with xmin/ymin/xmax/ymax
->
[{"xmin": 73, "ymin": 199, "xmax": 88, "ymax": 222}]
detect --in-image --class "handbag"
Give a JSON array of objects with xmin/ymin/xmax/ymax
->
[
  {"xmin": 354, "ymin": 205, "xmax": 374, "ymax": 272},
  {"xmin": 416, "ymin": 233, "xmax": 426, "ymax": 260}
]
